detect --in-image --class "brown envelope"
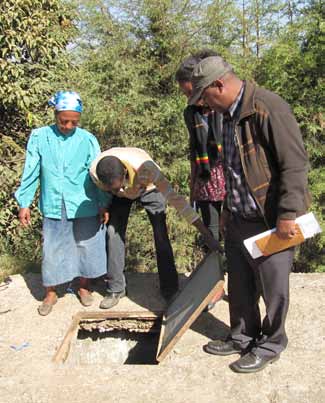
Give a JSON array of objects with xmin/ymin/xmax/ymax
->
[{"xmin": 255, "ymin": 224, "xmax": 305, "ymax": 256}]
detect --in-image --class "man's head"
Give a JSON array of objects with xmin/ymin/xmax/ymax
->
[
  {"xmin": 96, "ymin": 156, "xmax": 126, "ymax": 193},
  {"xmin": 189, "ymin": 56, "xmax": 240, "ymax": 112},
  {"xmin": 175, "ymin": 49, "xmax": 219, "ymax": 101}
]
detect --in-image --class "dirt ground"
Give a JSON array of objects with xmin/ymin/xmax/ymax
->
[{"xmin": 0, "ymin": 271, "xmax": 325, "ymax": 403}]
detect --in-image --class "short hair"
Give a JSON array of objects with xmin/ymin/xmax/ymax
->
[
  {"xmin": 96, "ymin": 156, "xmax": 125, "ymax": 186},
  {"xmin": 175, "ymin": 48, "xmax": 219, "ymax": 82}
]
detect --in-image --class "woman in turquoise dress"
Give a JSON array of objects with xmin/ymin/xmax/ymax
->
[{"xmin": 15, "ymin": 91, "xmax": 109, "ymax": 315}]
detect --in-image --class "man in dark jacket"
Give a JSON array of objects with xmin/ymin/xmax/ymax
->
[{"xmin": 189, "ymin": 56, "xmax": 309, "ymax": 373}]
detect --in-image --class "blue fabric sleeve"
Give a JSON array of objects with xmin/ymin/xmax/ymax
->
[{"xmin": 14, "ymin": 131, "xmax": 41, "ymax": 208}]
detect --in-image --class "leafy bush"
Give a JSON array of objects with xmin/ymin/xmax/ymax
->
[{"xmin": 1, "ymin": 0, "xmax": 324, "ymax": 279}]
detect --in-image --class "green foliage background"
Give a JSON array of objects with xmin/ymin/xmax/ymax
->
[{"xmin": 1, "ymin": 0, "xmax": 324, "ymax": 281}]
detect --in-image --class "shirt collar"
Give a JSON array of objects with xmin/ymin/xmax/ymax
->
[{"xmin": 227, "ymin": 82, "xmax": 245, "ymax": 118}]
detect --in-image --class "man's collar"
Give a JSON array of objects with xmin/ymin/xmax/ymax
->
[{"xmin": 226, "ymin": 82, "xmax": 245, "ymax": 118}]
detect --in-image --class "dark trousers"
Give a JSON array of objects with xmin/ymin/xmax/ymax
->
[
  {"xmin": 106, "ymin": 190, "xmax": 178, "ymax": 294},
  {"xmin": 225, "ymin": 215, "xmax": 294, "ymax": 358},
  {"xmin": 196, "ymin": 201, "xmax": 222, "ymax": 241}
]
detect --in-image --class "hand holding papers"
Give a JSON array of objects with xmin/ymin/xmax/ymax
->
[
  {"xmin": 244, "ymin": 212, "xmax": 322, "ymax": 259},
  {"xmin": 255, "ymin": 224, "xmax": 305, "ymax": 256}
]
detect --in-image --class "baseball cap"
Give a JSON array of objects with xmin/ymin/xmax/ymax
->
[
  {"xmin": 175, "ymin": 56, "xmax": 200, "ymax": 82},
  {"xmin": 188, "ymin": 56, "xmax": 233, "ymax": 105}
]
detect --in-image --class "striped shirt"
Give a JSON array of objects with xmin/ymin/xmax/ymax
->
[{"xmin": 223, "ymin": 84, "xmax": 259, "ymax": 217}]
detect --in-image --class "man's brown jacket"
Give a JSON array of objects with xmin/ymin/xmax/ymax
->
[{"xmin": 230, "ymin": 81, "xmax": 310, "ymax": 227}]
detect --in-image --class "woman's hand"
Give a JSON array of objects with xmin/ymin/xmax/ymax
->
[
  {"xmin": 18, "ymin": 208, "xmax": 31, "ymax": 227},
  {"xmin": 99, "ymin": 208, "xmax": 109, "ymax": 225}
]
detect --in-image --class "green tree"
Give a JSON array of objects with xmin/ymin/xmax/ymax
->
[
  {"xmin": 71, "ymin": 0, "xmax": 324, "ymax": 274},
  {"xmin": 257, "ymin": 0, "xmax": 325, "ymax": 271},
  {"xmin": 0, "ymin": 0, "xmax": 77, "ymax": 140},
  {"xmin": 0, "ymin": 0, "xmax": 77, "ymax": 264},
  {"xmin": 1, "ymin": 0, "xmax": 324, "ymax": 279},
  {"xmin": 70, "ymin": 0, "xmax": 208, "ymax": 272}
]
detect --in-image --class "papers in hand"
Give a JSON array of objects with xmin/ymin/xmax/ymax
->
[{"xmin": 244, "ymin": 212, "xmax": 322, "ymax": 259}]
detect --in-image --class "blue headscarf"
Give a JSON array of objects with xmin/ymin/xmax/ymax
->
[{"xmin": 48, "ymin": 91, "xmax": 83, "ymax": 113}]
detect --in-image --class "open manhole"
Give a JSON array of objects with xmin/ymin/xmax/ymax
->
[
  {"xmin": 53, "ymin": 252, "xmax": 225, "ymax": 365},
  {"xmin": 53, "ymin": 311, "xmax": 162, "ymax": 366},
  {"xmin": 71, "ymin": 330, "xmax": 160, "ymax": 365}
]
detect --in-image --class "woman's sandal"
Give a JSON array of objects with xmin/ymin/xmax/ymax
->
[
  {"xmin": 78, "ymin": 290, "xmax": 94, "ymax": 307},
  {"xmin": 38, "ymin": 296, "xmax": 58, "ymax": 316}
]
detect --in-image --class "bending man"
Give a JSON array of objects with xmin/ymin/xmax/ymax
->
[{"xmin": 90, "ymin": 147, "xmax": 221, "ymax": 309}]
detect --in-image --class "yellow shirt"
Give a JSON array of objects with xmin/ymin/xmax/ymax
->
[{"xmin": 90, "ymin": 147, "xmax": 200, "ymax": 224}]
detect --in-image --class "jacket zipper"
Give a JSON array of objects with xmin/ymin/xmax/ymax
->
[{"xmin": 234, "ymin": 125, "xmax": 270, "ymax": 229}]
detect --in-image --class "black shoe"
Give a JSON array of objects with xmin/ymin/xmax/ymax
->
[
  {"xmin": 99, "ymin": 290, "xmax": 126, "ymax": 309},
  {"xmin": 160, "ymin": 287, "xmax": 178, "ymax": 304},
  {"xmin": 203, "ymin": 340, "xmax": 242, "ymax": 355},
  {"xmin": 203, "ymin": 339, "xmax": 242, "ymax": 356},
  {"xmin": 230, "ymin": 352, "xmax": 280, "ymax": 373}
]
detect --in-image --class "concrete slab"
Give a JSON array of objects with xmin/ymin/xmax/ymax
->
[{"xmin": 0, "ymin": 272, "xmax": 325, "ymax": 403}]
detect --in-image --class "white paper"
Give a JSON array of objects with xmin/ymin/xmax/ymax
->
[
  {"xmin": 295, "ymin": 212, "xmax": 322, "ymax": 239},
  {"xmin": 243, "ymin": 212, "xmax": 322, "ymax": 259},
  {"xmin": 243, "ymin": 228, "xmax": 275, "ymax": 259}
]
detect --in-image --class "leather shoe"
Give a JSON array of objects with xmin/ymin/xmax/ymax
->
[
  {"xmin": 203, "ymin": 339, "xmax": 242, "ymax": 356},
  {"xmin": 99, "ymin": 290, "xmax": 126, "ymax": 309},
  {"xmin": 230, "ymin": 352, "xmax": 280, "ymax": 373}
]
